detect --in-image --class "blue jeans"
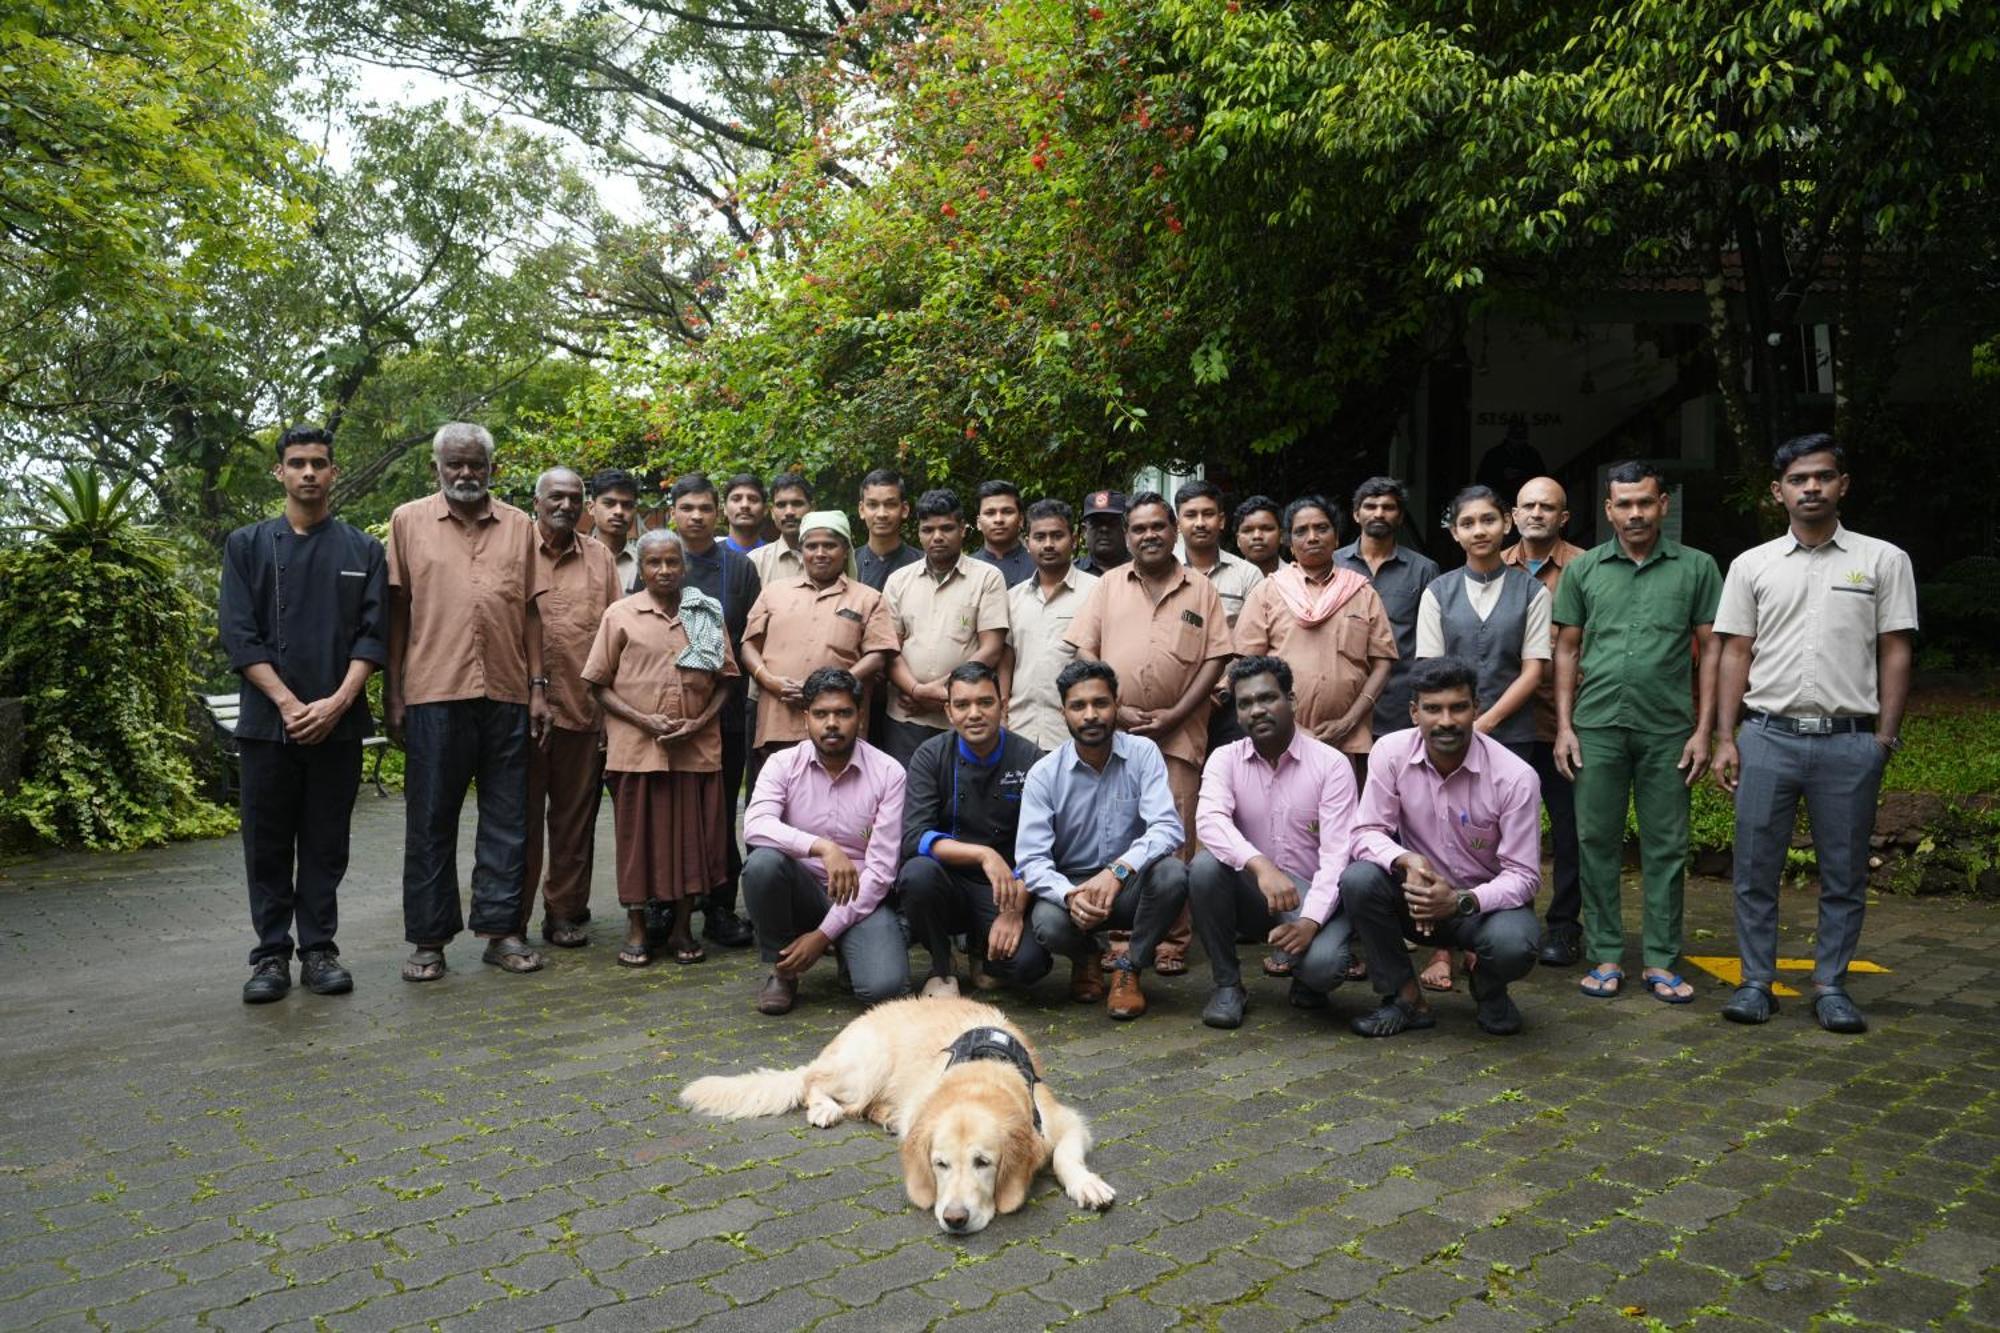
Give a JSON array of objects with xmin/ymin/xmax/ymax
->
[{"xmin": 401, "ymin": 699, "xmax": 529, "ymax": 945}]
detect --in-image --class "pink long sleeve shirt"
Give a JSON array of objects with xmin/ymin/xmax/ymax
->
[
  {"xmin": 1351, "ymin": 728, "xmax": 1543, "ymax": 912},
  {"xmin": 1195, "ymin": 731, "xmax": 1359, "ymax": 926},
  {"xmin": 742, "ymin": 738, "xmax": 906, "ymax": 941}
]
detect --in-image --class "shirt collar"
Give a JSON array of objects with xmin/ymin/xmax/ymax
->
[
  {"xmin": 631, "ymin": 593, "xmax": 682, "ymax": 623},
  {"xmin": 1248, "ymin": 728, "xmax": 1311, "ymax": 772},
  {"xmin": 956, "ymin": 730, "xmax": 1009, "ymax": 767},
  {"xmin": 1064, "ymin": 732, "xmax": 1132, "ymax": 773},
  {"xmin": 538, "ymin": 528, "xmax": 581, "ymax": 559},
  {"xmin": 1788, "ymin": 522, "xmax": 1851, "ymax": 554},
  {"xmin": 432, "ymin": 492, "xmax": 497, "ymax": 525},
  {"xmin": 1116, "ymin": 561, "xmax": 1190, "ymax": 594},
  {"xmin": 1605, "ymin": 536, "xmax": 1682, "ymax": 566}
]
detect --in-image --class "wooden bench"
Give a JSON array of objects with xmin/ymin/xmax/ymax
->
[{"xmin": 202, "ymin": 693, "xmax": 392, "ymax": 799}]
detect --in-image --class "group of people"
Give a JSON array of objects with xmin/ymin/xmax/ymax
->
[{"xmin": 219, "ymin": 423, "xmax": 1916, "ymax": 1039}]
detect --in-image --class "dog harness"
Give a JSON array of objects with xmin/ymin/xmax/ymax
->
[{"xmin": 942, "ymin": 1026, "xmax": 1043, "ymax": 1133}]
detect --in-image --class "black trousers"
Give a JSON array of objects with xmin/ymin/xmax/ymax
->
[
  {"xmin": 877, "ymin": 716, "xmax": 945, "ymax": 767},
  {"xmin": 1528, "ymin": 741, "xmax": 1582, "ymax": 932},
  {"xmin": 1339, "ymin": 862, "xmax": 1539, "ymax": 1000},
  {"xmin": 401, "ymin": 699, "xmax": 529, "ymax": 946},
  {"xmin": 239, "ymin": 737, "xmax": 362, "ymax": 965},
  {"xmin": 898, "ymin": 856, "xmax": 1054, "ymax": 987},
  {"xmin": 712, "ymin": 720, "xmax": 748, "ymax": 914}
]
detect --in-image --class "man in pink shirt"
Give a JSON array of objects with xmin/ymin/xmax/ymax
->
[
  {"xmin": 741, "ymin": 667, "xmax": 910, "ymax": 1015},
  {"xmin": 1344, "ymin": 656, "xmax": 1543, "ymax": 1037},
  {"xmin": 1189, "ymin": 655, "xmax": 1361, "ymax": 1028}
]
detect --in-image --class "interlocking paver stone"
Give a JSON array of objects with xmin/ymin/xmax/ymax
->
[{"xmin": 2, "ymin": 798, "xmax": 1998, "ymax": 1329}]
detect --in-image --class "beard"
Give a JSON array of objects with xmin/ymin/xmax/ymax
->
[{"xmin": 444, "ymin": 478, "xmax": 489, "ymax": 503}]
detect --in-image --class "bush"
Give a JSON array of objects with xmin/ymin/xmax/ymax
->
[{"xmin": 0, "ymin": 500, "xmax": 235, "ymax": 850}]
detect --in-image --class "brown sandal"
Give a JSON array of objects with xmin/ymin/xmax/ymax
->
[
  {"xmin": 1261, "ymin": 952, "xmax": 1294, "ymax": 978},
  {"xmin": 480, "ymin": 938, "xmax": 544, "ymax": 974}
]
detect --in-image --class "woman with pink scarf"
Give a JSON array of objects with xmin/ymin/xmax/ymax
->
[{"xmin": 1232, "ymin": 495, "xmax": 1397, "ymax": 771}]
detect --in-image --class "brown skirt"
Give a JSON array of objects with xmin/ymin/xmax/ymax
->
[{"xmin": 608, "ymin": 770, "xmax": 727, "ymax": 906}]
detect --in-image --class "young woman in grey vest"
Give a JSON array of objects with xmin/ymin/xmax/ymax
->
[{"xmin": 1410, "ymin": 484, "xmax": 1554, "ymax": 992}]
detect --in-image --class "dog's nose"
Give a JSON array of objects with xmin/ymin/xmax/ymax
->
[{"xmin": 942, "ymin": 1207, "xmax": 970, "ymax": 1231}]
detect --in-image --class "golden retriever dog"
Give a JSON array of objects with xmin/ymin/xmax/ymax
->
[{"xmin": 679, "ymin": 995, "xmax": 1115, "ymax": 1234}]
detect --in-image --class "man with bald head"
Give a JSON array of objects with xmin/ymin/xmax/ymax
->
[
  {"xmin": 386, "ymin": 423, "xmax": 552, "ymax": 980},
  {"xmin": 1502, "ymin": 477, "xmax": 1588, "ymax": 965},
  {"xmin": 519, "ymin": 467, "xmax": 626, "ymax": 949}
]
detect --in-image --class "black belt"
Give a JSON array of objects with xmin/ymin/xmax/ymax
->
[{"xmin": 1744, "ymin": 711, "xmax": 1875, "ymax": 736}]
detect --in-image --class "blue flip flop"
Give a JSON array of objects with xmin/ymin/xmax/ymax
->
[
  {"xmin": 1643, "ymin": 971, "xmax": 1696, "ymax": 1005},
  {"xmin": 1579, "ymin": 964, "xmax": 1624, "ymax": 998}
]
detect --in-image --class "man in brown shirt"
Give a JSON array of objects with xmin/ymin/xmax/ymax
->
[
  {"xmin": 385, "ymin": 422, "xmax": 550, "ymax": 981},
  {"xmin": 1065, "ymin": 489, "xmax": 1233, "ymax": 855},
  {"xmin": 520, "ymin": 468, "xmax": 626, "ymax": 949},
  {"xmin": 740, "ymin": 510, "xmax": 899, "ymax": 754},
  {"xmin": 1500, "ymin": 475, "xmax": 1589, "ymax": 966}
]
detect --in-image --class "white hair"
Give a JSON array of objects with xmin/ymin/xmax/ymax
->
[
  {"xmin": 635, "ymin": 527, "xmax": 685, "ymax": 560},
  {"xmin": 535, "ymin": 466, "xmax": 583, "ymax": 498},
  {"xmin": 432, "ymin": 422, "xmax": 495, "ymax": 466}
]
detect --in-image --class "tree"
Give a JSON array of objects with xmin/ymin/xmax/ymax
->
[{"xmin": 1, "ymin": 1, "xmax": 302, "ymax": 414}]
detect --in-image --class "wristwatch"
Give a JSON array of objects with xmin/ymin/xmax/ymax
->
[
  {"xmin": 1111, "ymin": 862, "xmax": 1134, "ymax": 884},
  {"xmin": 1454, "ymin": 891, "xmax": 1479, "ymax": 918},
  {"xmin": 530, "ymin": 676, "xmax": 550, "ymax": 689}
]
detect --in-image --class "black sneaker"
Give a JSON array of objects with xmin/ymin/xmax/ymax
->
[
  {"xmin": 300, "ymin": 949, "xmax": 353, "ymax": 996},
  {"xmin": 702, "ymin": 905, "xmax": 756, "ymax": 948},
  {"xmin": 242, "ymin": 958, "xmax": 291, "ymax": 1004}
]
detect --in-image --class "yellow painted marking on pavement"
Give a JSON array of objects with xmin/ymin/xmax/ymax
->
[{"xmin": 1686, "ymin": 956, "xmax": 1890, "ymax": 999}]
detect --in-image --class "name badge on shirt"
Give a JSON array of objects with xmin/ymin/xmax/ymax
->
[
  {"xmin": 836, "ymin": 607, "xmax": 864, "ymax": 623},
  {"xmin": 1181, "ymin": 610, "xmax": 1205, "ymax": 628}
]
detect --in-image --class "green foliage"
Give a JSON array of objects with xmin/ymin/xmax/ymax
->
[
  {"xmin": 10, "ymin": 465, "xmax": 177, "ymax": 578},
  {"xmin": 1886, "ymin": 704, "xmax": 2000, "ymax": 799},
  {"xmin": 0, "ymin": 474, "xmax": 233, "ymax": 850}
]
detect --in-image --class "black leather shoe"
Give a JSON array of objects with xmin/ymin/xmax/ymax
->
[
  {"xmin": 1813, "ymin": 988, "xmax": 1867, "ymax": 1034},
  {"xmin": 1475, "ymin": 989, "xmax": 1524, "ymax": 1036},
  {"xmin": 702, "ymin": 905, "xmax": 756, "ymax": 948},
  {"xmin": 300, "ymin": 949, "xmax": 353, "ymax": 996},
  {"xmin": 242, "ymin": 958, "xmax": 291, "ymax": 1004},
  {"xmin": 1201, "ymin": 985, "xmax": 1249, "ymax": 1029},
  {"xmin": 1287, "ymin": 978, "xmax": 1329, "ymax": 1010},
  {"xmin": 1721, "ymin": 983, "xmax": 1776, "ymax": 1025},
  {"xmin": 1537, "ymin": 925, "xmax": 1581, "ymax": 967}
]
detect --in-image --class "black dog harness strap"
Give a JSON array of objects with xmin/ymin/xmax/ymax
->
[{"xmin": 942, "ymin": 1026, "xmax": 1043, "ymax": 1133}]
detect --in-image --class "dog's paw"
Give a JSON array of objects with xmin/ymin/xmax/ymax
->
[
  {"xmin": 806, "ymin": 1094, "xmax": 844, "ymax": 1127},
  {"xmin": 1067, "ymin": 1173, "xmax": 1117, "ymax": 1210}
]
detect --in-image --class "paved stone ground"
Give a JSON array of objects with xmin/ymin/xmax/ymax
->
[{"xmin": 2, "ymin": 797, "xmax": 1998, "ymax": 1331}]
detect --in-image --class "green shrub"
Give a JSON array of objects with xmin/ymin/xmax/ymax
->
[{"xmin": 0, "ymin": 480, "xmax": 235, "ymax": 849}]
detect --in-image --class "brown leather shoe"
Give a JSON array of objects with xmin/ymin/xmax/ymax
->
[
  {"xmin": 1106, "ymin": 961, "xmax": 1147, "ymax": 1020},
  {"xmin": 756, "ymin": 972, "xmax": 797, "ymax": 1015},
  {"xmin": 1070, "ymin": 955, "xmax": 1106, "ymax": 1004}
]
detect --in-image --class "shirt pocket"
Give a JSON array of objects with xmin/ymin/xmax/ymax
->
[
  {"xmin": 337, "ymin": 570, "xmax": 366, "ymax": 624},
  {"xmin": 1453, "ymin": 817, "xmax": 1502, "ymax": 861},
  {"xmin": 1335, "ymin": 611, "xmax": 1372, "ymax": 660},
  {"xmin": 1823, "ymin": 576, "xmax": 1878, "ymax": 635},
  {"xmin": 1165, "ymin": 613, "xmax": 1207, "ymax": 666},
  {"xmin": 1105, "ymin": 794, "xmax": 1141, "ymax": 844},
  {"xmin": 823, "ymin": 609, "xmax": 867, "ymax": 659}
]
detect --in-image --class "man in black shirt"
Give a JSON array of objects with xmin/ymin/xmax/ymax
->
[
  {"xmin": 896, "ymin": 662, "xmax": 1047, "ymax": 996},
  {"xmin": 855, "ymin": 467, "xmax": 921, "ymax": 592},
  {"xmin": 217, "ymin": 425, "xmax": 388, "ymax": 1003},
  {"xmin": 669, "ymin": 473, "xmax": 761, "ymax": 947}
]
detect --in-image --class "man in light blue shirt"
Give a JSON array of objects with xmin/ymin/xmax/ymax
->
[{"xmin": 1015, "ymin": 659, "xmax": 1188, "ymax": 1020}]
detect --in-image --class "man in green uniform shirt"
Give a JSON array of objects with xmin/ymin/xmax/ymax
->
[{"xmin": 1552, "ymin": 461, "xmax": 1721, "ymax": 1005}]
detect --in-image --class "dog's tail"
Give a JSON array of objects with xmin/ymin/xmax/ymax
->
[{"xmin": 679, "ymin": 1067, "xmax": 810, "ymax": 1119}]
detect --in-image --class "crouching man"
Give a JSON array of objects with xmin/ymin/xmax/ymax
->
[
  {"xmin": 1187, "ymin": 655, "xmax": 1361, "ymax": 1028},
  {"xmin": 1342, "ymin": 657, "xmax": 1543, "ymax": 1037}
]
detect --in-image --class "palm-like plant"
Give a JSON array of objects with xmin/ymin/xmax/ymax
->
[{"xmin": 11, "ymin": 465, "xmax": 176, "ymax": 578}]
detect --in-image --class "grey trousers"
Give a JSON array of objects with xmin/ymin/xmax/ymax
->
[
  {"xmin": 1731, "ymin": 721, "xmax": 1887, "ymax": 989},
  {"xmin": 740, "ymin": 848, "xmax": 911, "ymax": 1003},
  {"xmin": 1186, "ymin": 851, "xmax": 1352, "ymax": 992},
  {"xmin": 1340, "ymin": 862, "xmax": 1539, "ymax": 1000},
  {"xmin": 1029, "ymin": 858, "xmax": 1189, "ymax": 970}
]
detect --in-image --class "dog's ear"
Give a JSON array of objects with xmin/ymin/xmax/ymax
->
[
  {"xmin": 994, "ymin": 1116, "xmax": 1041, "ymax": 1215},
  {"xmin": 899, "ymin": 1110, "xmax": 937, "ymax": 1209}
]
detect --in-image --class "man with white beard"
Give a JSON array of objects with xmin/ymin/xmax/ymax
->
[{"xmin": 385, "ymin": 423, "xmax": 552, "ymax": 982}]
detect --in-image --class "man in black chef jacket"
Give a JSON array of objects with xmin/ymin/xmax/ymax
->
[{"xmin": 218, "ymin": 425, "xmax": 389, "ymax": 1003}]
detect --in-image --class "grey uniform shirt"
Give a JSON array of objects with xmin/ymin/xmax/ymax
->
[
  {"xmin": 1336, "ymin": 540, "xmax": 1440, "ymax": 737},
  {"xmin": 1713, "ymin": 523, "xmax": 1918, "ymax": 718}
]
